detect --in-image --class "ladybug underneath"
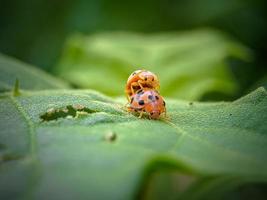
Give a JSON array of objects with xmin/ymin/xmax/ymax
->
[
  {"xmin": 128, "ymin": 88, "xmax": 166, "ymax": 119},
  {"xmin": 125, "ymin": 69, "xmax": 159, "ymax": 102}
]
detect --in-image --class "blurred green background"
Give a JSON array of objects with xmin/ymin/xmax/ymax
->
[{"xmin": 0, "ymin": 0, "xmax": 266, "ymax": 99}]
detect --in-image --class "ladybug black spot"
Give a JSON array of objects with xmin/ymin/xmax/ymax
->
[
  {"xmin": 138, "ymin": 100, "xmax": 145, "ymax": 105},
  {"xmin": 152, "ymin": 77, "xmax": 154, "ymax": 81},
  {"xmin": 155, "ymin": 96, "xmax": 159, "ymax": 100},
  {"xmin": 148, "ymin": 95, "xmax": 154, "ymax": 100},
  {"xmin": 144, "ymin": 77, "xmax": 147, "ymax": 81}
]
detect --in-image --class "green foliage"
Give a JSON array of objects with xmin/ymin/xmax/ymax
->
[
  {"xmin": 1, "ymin": 55, "xmax": 267, "ymax": 199},
  {"xmin": 55, "ymin": 30, "xmax": 250, "ymax": 100},
  {"xmin": 0, "ymin": 0, "xmax": 266, "ymax": 72},
  {"xmin": 0, "ymin": 54, "xmax": 69, "ymax": 92}
]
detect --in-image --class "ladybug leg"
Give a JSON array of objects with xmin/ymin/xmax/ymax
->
[
  {"xmin": 126, "ymin": 94, "xmax": 131, "ymax": 102},
  {"xmin": 138, "ymin": 110, "xmax": 144, "ymax": 118},
  {"xmin": 130, "ymin": 82, "xmax": 143, "ymax": 95},
  {"xmin": 124, "ymin": 101, "xmax": 130, "ymax": 110},
  {"xmin": 125, "ymin": 88, "xmax": 131, "ymax": 102},
  {"xmin": 130, "ymin": 84, "xmax": 136, "ymax": 95},
  {"xmin": 137, "ymin": 80, "xmax": 144, "ymax": 89},
  {"xmin": 121, "ymin": 100, "xmax": 130, "ymax": 111}
]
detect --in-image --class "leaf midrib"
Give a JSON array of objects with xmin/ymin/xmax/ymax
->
[{"xmin": 9, "ymin": 96, "xmax": 37, "ymax": 157}]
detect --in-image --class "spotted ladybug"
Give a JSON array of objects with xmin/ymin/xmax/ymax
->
[
  {"xmin": 128, "ymin": 88, "xmax": 166, "ymax": 119},
  {"xmin": 125, "ymin": 69, "xmax": 159, "ymax": 101}
]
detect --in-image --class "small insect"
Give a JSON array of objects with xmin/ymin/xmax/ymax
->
[
  {"xmin": 125, "ymin": 69, "xmax": 159, "ymax": 102},
  {"xmin": 128, "ymin": 88, "xmax": 166, "ymax": 119}
]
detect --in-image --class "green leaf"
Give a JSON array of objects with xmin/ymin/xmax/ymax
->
[
  {"xmin": 249, "ymin": 75, "xmax": 267, "ymax": 92},
  {"xmin": 54, "ymin": 30, "xmax": 250, "ymax": 100},
  {"xmin": 0, "ymin": 54, "xmax": 69, "ymax": 92},
  {"xmin": 1, "ymin": 87, "xmax": 266, "ymax": 199}
]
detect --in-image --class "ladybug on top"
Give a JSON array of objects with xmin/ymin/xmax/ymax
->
[
  {"xmin": 125, "ymin": 69, "xmax": 166, "ymax": 119},
  {"xmin": 125, "ymin": 69, "xmax": 160, "ymax": 99}
]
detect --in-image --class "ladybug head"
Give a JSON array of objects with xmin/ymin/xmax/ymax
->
[
  {"xmin": 139, "ymin": 71, "xmax": 157, "ymax": 83},
  {"xmin": 149, "ymin": 111, "xmax": 161, "ymax": 119}
]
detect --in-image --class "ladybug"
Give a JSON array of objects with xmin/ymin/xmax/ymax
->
[
  {"xmin": 125, "ymin": 69, "xmax": 159, "ymax": 101},
  {"xmin": 128, "ymin": 88, "xmax": 166, "ymax": 119}
]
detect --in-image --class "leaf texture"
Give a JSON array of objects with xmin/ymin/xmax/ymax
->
[{"xmin": 0, "ymin": 87, "xmax": 266, "ymax": 200}]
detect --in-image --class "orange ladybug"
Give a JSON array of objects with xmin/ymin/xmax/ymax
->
[
  {"xmin": 128, "ymin": 88, "xmax": 166, "ymax": 119},
  {"xmin": 125, "ymin": 69, "xmax": 159, "ymax": 101}
]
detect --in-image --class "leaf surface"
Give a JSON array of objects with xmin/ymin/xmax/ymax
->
[
  {"xmin": 0, "ymin": 87, "xmax": 266, "ymax": 200},
  {"xmin": 0, "ymin": 54, "xmax": 69, "ymax": 92}
]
